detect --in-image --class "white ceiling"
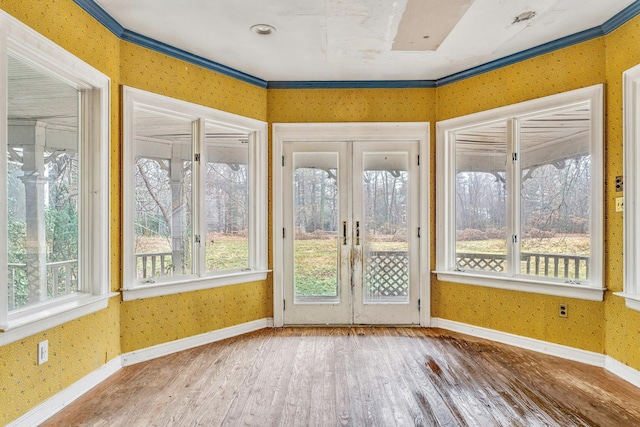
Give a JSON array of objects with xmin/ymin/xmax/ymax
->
[{"xmin": 95, "ymin": 0, "xmax": 634, "ymax": 82}]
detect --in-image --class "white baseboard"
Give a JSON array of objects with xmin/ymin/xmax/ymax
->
[
  {"xmin": 7, "ymin": 318, "xmax": 273, "ymax": 426},
  {"xmin": 431, "ymin": 317, "xmax": 606, "ymax": 367},
  {"xmin": 605, "ymin": 356, "xmax": 640, "ymax": 389},
  {"xmin": 121, "ymin": 317, "xmax": 274, "ymax": 366},
  {"xmin": 7, "ymin": 356, "xmax": 122, "ymax": 427}
]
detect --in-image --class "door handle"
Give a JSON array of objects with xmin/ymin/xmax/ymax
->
[
  {"xmin": 343, "ymin": 221, "xmax": 347, "ymax": 245},
  {"xmin": 355, "ymin": 221, "xmax": 360, "ymax": 245}
]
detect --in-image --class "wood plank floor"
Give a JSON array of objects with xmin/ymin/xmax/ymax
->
[{"xmin": 42, "ymin": 327, "xmax": 640, "ymax": 426}]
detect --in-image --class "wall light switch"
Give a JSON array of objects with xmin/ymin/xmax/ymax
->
[{"xmin": 616, "ymin": 197, "xmax": 624, "ymax": 212}]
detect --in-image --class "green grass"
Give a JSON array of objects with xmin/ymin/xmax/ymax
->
[
  {"xmin": 457, "ymin": 235, "xmax": 590, "ymax": 256},
  {"xmin": 136, "ymin": 234, "xmax": 249, "ymax": 276}
]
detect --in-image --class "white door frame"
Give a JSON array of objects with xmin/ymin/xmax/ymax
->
[{"xmin": 272, "ymin": 122, "xmax": 431, "ymax": 327}]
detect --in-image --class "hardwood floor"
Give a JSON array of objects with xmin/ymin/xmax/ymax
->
[{"xmin": 42, "ymin": 327, "xmax": 640, "ymax": 426}]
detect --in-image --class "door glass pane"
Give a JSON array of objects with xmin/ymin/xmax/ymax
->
[
  {"xmin": 293, "ymin": 153, "xmax": 339, "ymax": 302},
  {"xmin": 133, "ymin": 109, "xmax": 193, "ymax": 280},
  {"xmin": 7, "ymin": 54, "xmax": 80, "ymax": 310},
  {"xmin": 455, "ymin": 121, "xmax": 508, "ymax": 273},
  {"xmin": 520, "ymin": 105, "xmax": 591, "ymax": 281},
  {"xmin": 204, "ymin": 123, "xmax": 249, "ymax": 272},
  {"xmin": 363, "ymin": 152, "xmax": 409, "ymax": 303}
]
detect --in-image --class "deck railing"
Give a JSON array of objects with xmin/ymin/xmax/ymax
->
[
  {"xmin": 136, "ymin": 251, "xmax": 173, "ymax": 279},
  {"xmin": 7, "ymin": 260, "xmax": 78, "ymax": 310},
  {"xmin": 456, "ymin": 252, "xmax": 589, "ymax": 280}
]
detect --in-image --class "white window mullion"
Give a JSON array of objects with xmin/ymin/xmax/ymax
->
[
  {"xmin": 193, "ymin": 118, "xmax": 205, "ymax": 277},
  {"xmin": 508, "ymin": 118, "xmax": 521, "ymax": 278}
]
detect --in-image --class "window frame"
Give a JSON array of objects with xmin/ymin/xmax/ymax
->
[
  {"xmin": 621, "ymin": 64, "xmax": 640, "ymax": 312},
  {"xmin": 0, "ymin": 10, "xmax": 112, "ymax": 344},
  {"xmin": 435, "ymin": 85, "xmax": 604, "ymax": 301},
  {"xmin": 122, "ymin": 86, "xmax": 268, "ymax": 301}
]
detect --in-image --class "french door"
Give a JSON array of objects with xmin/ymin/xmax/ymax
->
[{"xmin": 282, "ymin": 140, "xmax": 420, "ymax": 325}]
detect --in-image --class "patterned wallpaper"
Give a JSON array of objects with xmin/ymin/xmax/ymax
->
[
  {"xmin": 120, "ymin": 41, "xmax": 267, "ymax": 122},
  {"xmin": 603, "ymin": 14, "xmax": 640, "ymax": 370},
  {"xmin": 0, "ymin": 299, "xmax": 120, "ymax": 425},
  {"xmin": 268, "ymin": 88, "xmax": 435, "ymax": 123},
  {"xmin": 120, "ymin": 281, "xmax": 272, "ymax": 353},
  {"xmin": 436, "ymin": 38, "xmax": 607, "ymax": 120}
]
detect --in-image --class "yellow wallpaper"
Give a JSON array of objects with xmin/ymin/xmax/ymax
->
[
  {"xmin": 268, "ymin": 88, "xmax": 435, "ymax": 123},
  {"xmin": 0, "ymin": 297, "xmax": 120, "ymax": 425},
  {"xmin": 432, "ymin": 38, "xmax": 608, "ymax": 353},
  {"xmin": 120, "ymin": 281, "xmax": 272, "ymax": 352},
  {"xmin": 437, "ymin": 38, "xmax": 606, "ymax": 120},
  {"xmin": 603, "ymin": 14, "xmax": 640, "ymax": 369},
  {"xmin": 120, "ymin": 41, "xmax": 267, "ymax": 122}
]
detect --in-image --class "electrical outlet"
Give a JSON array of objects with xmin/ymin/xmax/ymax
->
[
  {"xmin": 616, "ymin": 176, "xmax": 624, "ymax": 192},
  {"xmin": 616, "ymin": 197, "xmax": 624, "ymax": 212},
  {"xmin": 38, "ymin": 340, "xmax": 48, "ymax": 365},
  {"xmin": 559, "ymin": 304, "xmax": 568, "ymax": 318}
]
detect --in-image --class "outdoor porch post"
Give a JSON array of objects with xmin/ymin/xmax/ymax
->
[{"xmin": 13, "ymin": 121, "xmax": 48, "ymax": 303}]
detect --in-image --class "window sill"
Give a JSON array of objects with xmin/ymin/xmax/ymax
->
[
  {"xmin": 434, "ymin": 270, "xmax": 605, "ymax": 301},
  {"xmin": 613, "ymin": 292, "xmax": 640, "ymax": 312},
  {"xmin": 0, "ymin": 292, "xmax": 119, "ymax": 346},
  {"xmin": 122, "ymin": 269, "xmax": 270, "ymax": 301}
]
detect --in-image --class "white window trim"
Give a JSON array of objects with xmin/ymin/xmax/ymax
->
[
  {"xmin": 435, "ymin": 85, "xmax": 605, "ymax": 301},
  {"xmin": 619, "ymin": 64, "xmax": 640, "ymax": 312},
  {"xmin": 0, "ymin": 9, "xmax": 112, "ymax": 343},
  {"xmin": 122, "ymin": 87, "xmax": 269, "ymax": 301}
]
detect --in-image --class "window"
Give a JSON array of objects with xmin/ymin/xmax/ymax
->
[
  {"xmin": 622, "ymin": 64, "xmax": 640, "ymax": 312},
  {"xmin": 122, "ymin": 87, "xmax": 268, "ymax": 301},
  {"xmin": 0, "ymin": 10, "xmax": 111, "ymax": 342},
  {"xmin": 436, "ymin": 85, "xmax": 604, "ymax": 300}
]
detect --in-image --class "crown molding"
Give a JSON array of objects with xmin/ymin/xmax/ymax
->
[{"xmin": 73, "ymin": 0, "xmax": 640, "ymax": 89}]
